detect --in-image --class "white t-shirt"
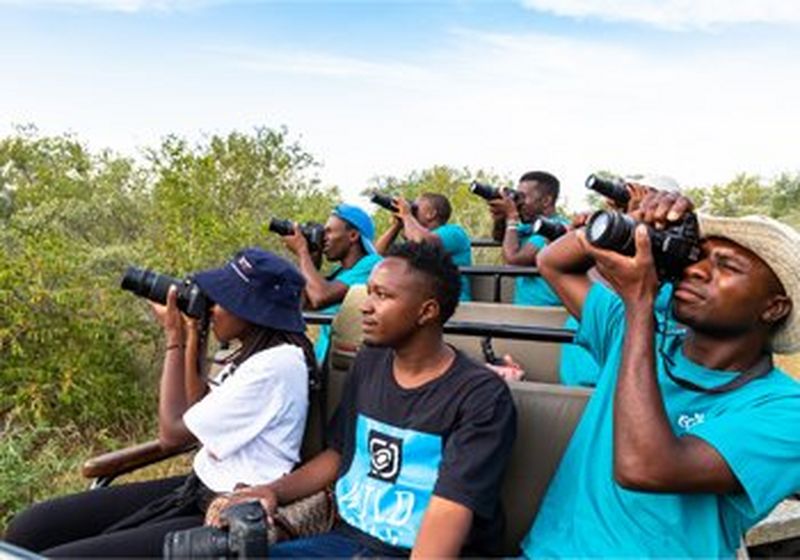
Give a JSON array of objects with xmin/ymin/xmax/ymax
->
[{"xmin": 183, "ymin": 344, "xmax": 309, "ymax": 492}]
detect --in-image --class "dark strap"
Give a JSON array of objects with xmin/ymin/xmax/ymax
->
[{"xmin": 661, "ymin": 330, "xmax": 773, "ymax": 394}]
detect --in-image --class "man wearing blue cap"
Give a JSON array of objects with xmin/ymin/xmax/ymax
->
[{"xmin": 282, "ymin": 203, "xmax": 382, "ymax": 364}]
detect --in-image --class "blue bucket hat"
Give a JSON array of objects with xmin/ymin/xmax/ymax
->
[
  {"xmin": 193, "ymin": 247, "xmax": 306, "ymax": 333},
  {"xmin": 332, "ymin": 203, "xmax": 377, "ymax": 254}
]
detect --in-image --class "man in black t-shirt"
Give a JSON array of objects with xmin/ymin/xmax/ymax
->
[{"xmin": 216, "ymin": 241, "xmax": 517, "ymax": 557}]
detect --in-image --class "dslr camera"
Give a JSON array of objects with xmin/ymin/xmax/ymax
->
[
  {"xmin": 469, "ymin": 181, "xmax": 523, "ymax": 206},
  {"xmin": 163, "ymin": 500, "xmax": 268, "ymax": 559},
  {"xmin": 268, "ymin": 218, "xmax": 325, "ymax": 252},
  {"xmin": 532, "ymin": 217, "xmax": 568, "ymax": 241},
  {"xmin": 585, "ymin": 210, "xmax": 701, "ymax": 281},
  {"xmin": 585, "ymin": 174, "xmax": 630, "ymax": 207},
  {"xmin": 121, "ymin": 267, "xmax": 211, "ymax": 320},
  {"xmin": 369, "ymin": 192, "xmax": 418, "ymax": 216}
]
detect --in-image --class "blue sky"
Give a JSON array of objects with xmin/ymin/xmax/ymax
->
[{"xmin": 2, "ymin": 0, "xmax": 799, "ymax": 208}]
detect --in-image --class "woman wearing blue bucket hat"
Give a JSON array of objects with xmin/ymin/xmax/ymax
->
[{"xmin": 5, "ymin": 248, "xmax": 314, "ymax": 558}]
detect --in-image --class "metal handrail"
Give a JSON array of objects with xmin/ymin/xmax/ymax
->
[
  {"xmin": 304, "ymin": 312, "xmax": 574, "ymax": 343},
  {"xmin": 470, "ymin": 238, "xmax": 501, "ymax": 248}
]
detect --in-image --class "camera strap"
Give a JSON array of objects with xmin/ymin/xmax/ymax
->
[{"xmin": 658, "ymin": 322, "xmax": 773, "ymax": 395}]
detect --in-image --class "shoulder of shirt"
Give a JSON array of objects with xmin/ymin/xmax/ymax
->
[
  {"xmin": 450, "ymin": 349, "xmax": 513, "ymax": 394},
  {"xmin": 241, "ymin": 344, "xmax": 307, "ymax": 375}
]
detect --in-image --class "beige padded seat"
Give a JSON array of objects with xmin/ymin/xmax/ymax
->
[
  {"xmin": 326, "ymin": 286, "xmax": 368, "ymax": 421},
  {"xmin": 499, "ymin": 381, "xmax": 591, "ymax": 555},
  {"xmin": 470, "ymin": 275, "xmax": 516, "ymax": 303},
  {"xmin": 446, "ymin": 302, "xmax": 570, "ymax": 383}
]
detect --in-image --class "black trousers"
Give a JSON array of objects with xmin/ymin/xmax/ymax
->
[{"xmin": 4, "ymin": 475, "xmax": 206, "ymax": 558}]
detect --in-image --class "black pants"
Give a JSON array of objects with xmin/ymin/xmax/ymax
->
[{"xmin": 4, "ymin": 475, "xmax": 205, "ymax": 558}]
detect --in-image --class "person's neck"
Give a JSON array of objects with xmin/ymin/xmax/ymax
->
[
  {"xmin": 340, "ymin": 246, "xmax": 366, "ymax": 269},
  {"xmin": 682, "ymin": 329, "xmax": 768, "ymax": 372},
  {"xmin": 426, "ymin": 218, "xmax": 444, "ymax": 230},
  {"xmin": 541, "ymin": 206, "xmax": 556, "ymax": 217},
  {"xmin": 392, "ymin": 329, "xmax": 455, "ymax": 389}
]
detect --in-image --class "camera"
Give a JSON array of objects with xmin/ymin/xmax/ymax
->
[
  {"xmin": 585, "ymin": 210, "xmax": 702, "ymax": 281},
  {"xmin": 163, "ymin": 500, "xmax": 268, "ymax": 559},
  {"xmin": 469, "ymin": 181, "xmax": 523, "ymax": 206},
  {"xmin": 532, "ymin": 217, "xmax": 568, "ymax": 241},
  {"xmin": 585, "ymin": 174, "xmax": 630, "ymax": 207},
  {"xmin": 121, "ymin": 267, "xmax": 211, "ymax": 320},
  {"xmin": 369, "ymin": 192, "xmax": 417, "ymax": 215},
  {"xmin": 268, "ymin": 218, "xmax": 325, "ymax": 252}
]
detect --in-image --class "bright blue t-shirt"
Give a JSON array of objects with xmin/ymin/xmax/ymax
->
[
  {"xmin": 512, "ymin": 218, "xmax": 568, "ymax": 307},
  {"xmin": 559, "ymin": 283, "xmax": 676, "ymax": 387},
  {"xmin": 314, "ymin": 254, "xmax": 382, "ymax": 365},
  {"xmin": 432, "ymin": 223, "xmax": 472, "ymax": 301},
  {"xmin": 524, "ymin": 283, "xmax": 800, "ymax": 558}
]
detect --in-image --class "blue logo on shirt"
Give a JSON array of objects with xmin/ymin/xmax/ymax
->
[{"xmin": 336, "ymin": 414, "xmax": 443, "ymax": 548}]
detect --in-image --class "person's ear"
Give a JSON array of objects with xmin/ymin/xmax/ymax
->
[
  {"xmin": 417, "ymin": 298, "xmax": 441, "ymax": 327},
  {"xmin": 762, "ymin": 294, "xmax": 792, "ymax": 329}
]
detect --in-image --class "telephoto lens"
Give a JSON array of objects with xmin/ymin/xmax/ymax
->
[
  {"xmin": 532, "ymin": 217, "xmax": 568, "ymax": 241},
  {"xmin": 268, "ymin": 217, "xmax": 295, "ymax": 237},
  {"xmin": 585, "ymin": 174, "xmax": 630, "ymax": 206},
  {"xmin": 585, "ymin": 210, "xmax": 702, "ymax": 281},
  {"xmin": 469, "ymin": 181, "xmax": 502, "ymax": 201},
  {"xmin": 370, "ymin": 192, "xmax": 398, "ymax": 212},
  {"xmin": 120, "ymin": 267, "xmax": 211, "ymax": 319},
  {"xmin": 268, "ymin": 218, "xmax": 325, "ymax": 252}
]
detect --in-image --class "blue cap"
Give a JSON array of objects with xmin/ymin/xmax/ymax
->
[
  {"xmin": 332, "ymin": 203, "xmax": 377, "ymax": 254},
  {"xmin": 193, "ymin": 247, "xmax": 306, "ymax": 333}
]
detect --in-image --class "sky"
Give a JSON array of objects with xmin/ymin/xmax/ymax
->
[{"xmin": 1, "ymin": 0, "xmax": 799, "ymax": 209}]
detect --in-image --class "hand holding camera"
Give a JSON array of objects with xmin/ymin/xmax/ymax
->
[{"xmin": 581, "ymin": 190, "xmax": 698, "ymax": 302}]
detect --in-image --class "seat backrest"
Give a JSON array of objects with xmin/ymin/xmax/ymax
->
[
  {"xmin": 499, "ymin": 381, "xmax": 591, "ymax": 555},
  {"xmin": 300, "ymin": 286, "xmax": 367, "ymax": 460},
  {"xmin": 327, "ymin": 285, "xmax": 368, "ymax": 422},
  {"xmin": 469, "ymin": 275, "xmax": 516, "ymax": 303},
  {"xmin": 445, "ymin": 302, "xmax": 570, "ymax": 383}
]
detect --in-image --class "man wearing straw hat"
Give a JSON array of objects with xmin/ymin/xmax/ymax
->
[{"xmin": 521, "ymin": 189, "xmax": 800, "ymax": 558}]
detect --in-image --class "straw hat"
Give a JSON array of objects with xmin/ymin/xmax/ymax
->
[{"xmin": 698, "ymin": 214, "xmax": 800, "ymax": 354}]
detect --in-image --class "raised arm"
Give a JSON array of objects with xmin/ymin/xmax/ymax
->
[
  {"xmin": 536, "ymin": 230, "xmax": 594, "ymax": 320},
  {"xmin": 154, "ymin": 287, "xmax": 199, "ymax": 449},
  {"xmin": 374, "ymin": 215, "xmax": 403, "ymax": 255},
  {"xmin": 395, "ymin": 197, "xmax": 440, "ymax": 245},
  {"xmin": 283, "ymin": 226, "xmax": 349, "ymax": 309}
]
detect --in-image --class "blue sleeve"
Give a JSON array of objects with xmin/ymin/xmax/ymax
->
[
  {"xmin": 690, "ymin": 387, "xmax": 800, "ymax": 518},
  {"xmin": 574, "ymin": 283, "xmax": 626, "ymax": 367},
  {"xmin": 434, "ymin": 224, "xmax": 469, "ymax": 256},
  {"xmin": 526, "ymin": 234, "xmax": 548, "ymax": 250},
  {"xmin": 336, "ymin": 255, "xmax": 380, "ymax": 288}
]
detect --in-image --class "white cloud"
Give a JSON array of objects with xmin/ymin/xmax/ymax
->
[
  {"xmin": 521, "ymin": 0, "xmax": 800, "ymax": 30},
  {"xmin": 2, "ymin": 25, "xmax": 799, "ymax": 211},
  {"xmin": 0, "ymin": 0, "xmax": 223, "ymax": 12}
]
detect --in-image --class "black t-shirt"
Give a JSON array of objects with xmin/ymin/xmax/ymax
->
[{"xmin": 328, "ymin": 345, "xmax": 517, "ymax": 557}]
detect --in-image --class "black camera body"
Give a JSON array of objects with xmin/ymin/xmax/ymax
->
[
  {"xmin": 163, "ymin": 500, "xmax": 269, "ymax": 559},
  {"xmin": 121, "ymin": 267, "xmax": 211, "ymax": 319},
  {"xmin": 369, "ymin": 192, "xmax": 418, "ymax": 216},
  {"xmin": 585, "ymin": 174, "xmax": 630, "ymax": 207},
  {"xmin": 469, "ymin": 181, "xmax": 523, "ymax": 206},
  {"xmin": 532, "ymin": 217, "xmax": 568, "ymax": 241},
  {"xmin": 268, "ymin": 218, "xmax": 324, "ymax": 252},
  {"xmin": 585, "ymin": 210, "xmax": 701, "ymax": 281}
]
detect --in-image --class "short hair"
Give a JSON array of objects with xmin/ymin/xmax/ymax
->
[
  {"xmin": 386, "ymin": 240, "xmax": 460, "ymax": 324},
  {"xmin": 420, "ymin": 192, "xmax": 452, "ymax": 223},
  {"xmin": 519, "ymin": 170, "xmax": 560, "ymax": 201}
]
